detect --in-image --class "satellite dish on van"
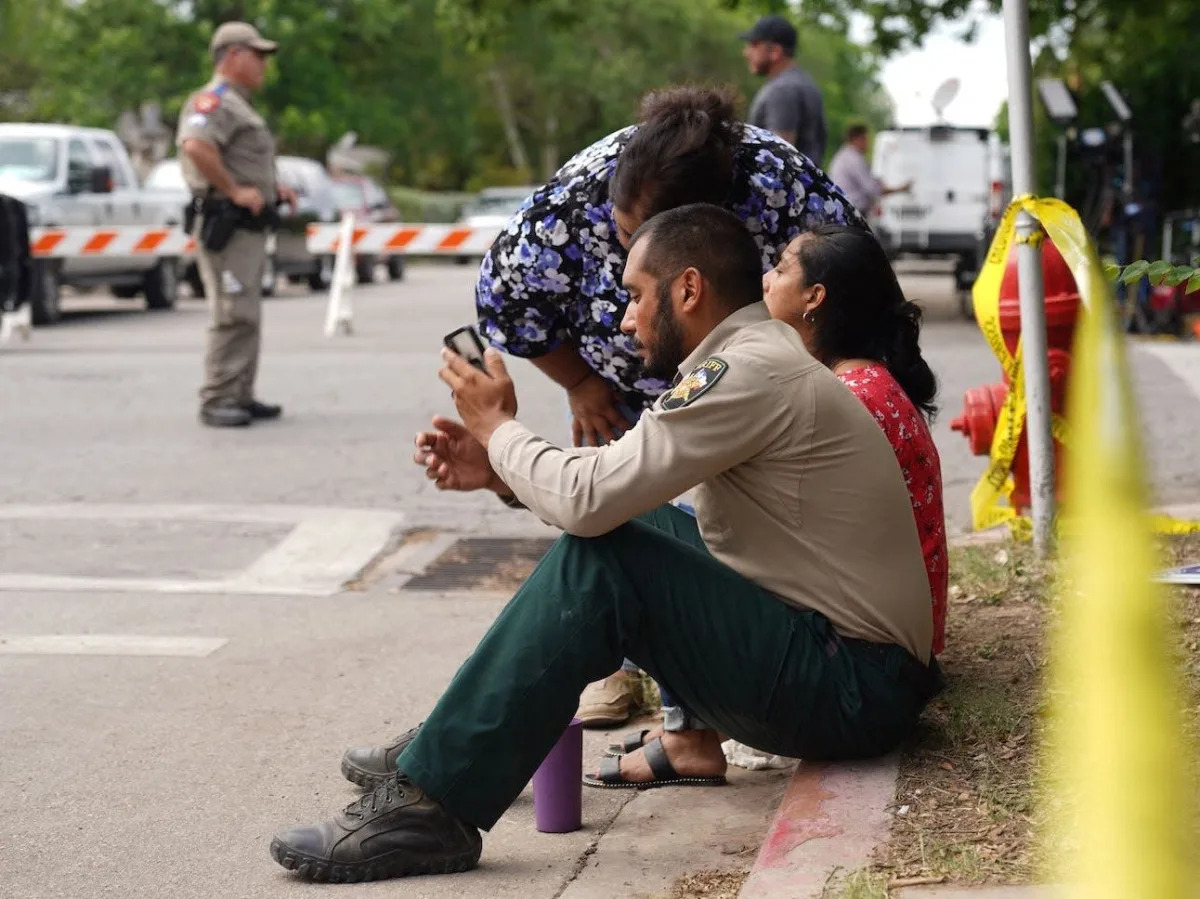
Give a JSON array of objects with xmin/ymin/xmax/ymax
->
[{"xmin": 931, "ymin": 78, "xmax": 961, "ymax": 121}]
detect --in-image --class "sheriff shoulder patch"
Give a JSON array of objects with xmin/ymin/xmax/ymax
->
[
  {"xmin": 194, "ymin": 92, "xmax": 221, "ymax": 114},
  {"xmin": 661, "ymin": 357, "xmax": 729, "ymax": 410}
]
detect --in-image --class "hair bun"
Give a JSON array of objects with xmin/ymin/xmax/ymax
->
[{"xmin": 639, "ymin": 86, "xmax": 739, "ymax": 148}]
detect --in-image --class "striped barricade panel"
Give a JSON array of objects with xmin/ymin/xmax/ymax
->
[
  {"xmin": 306, "ymin": 223, "xmax": 502, "ymax": 256},
  {"xmin": 29, "ymin": 227, "xmax": 196, "ymax": 258}
]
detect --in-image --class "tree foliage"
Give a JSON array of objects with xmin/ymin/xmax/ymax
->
[
  {"xmin": 0, "ymin": 0, "xmax": 891, "ymax": 190},
  {"xmin": 802, "ymin": 0, "xmax": 1199, "ymax": 214}
]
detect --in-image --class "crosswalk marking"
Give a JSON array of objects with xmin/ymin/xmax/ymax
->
[
  {"xmin": 0, "ymin": 635, "xmax": 228, "ymax": 657},
  {"xmin": 0, "ymin": 504, "xmax": 405, "ymax": 597}
]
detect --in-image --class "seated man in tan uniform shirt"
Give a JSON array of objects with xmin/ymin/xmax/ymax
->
[{"xmin": 269, "ymin": 203, "xmax": 941, "ymax": 883}]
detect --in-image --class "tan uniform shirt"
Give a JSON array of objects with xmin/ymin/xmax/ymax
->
[
  {"xmin": 176, "ymin": 77, "xmax": 277, "ymax": 202},
  {"xmin": 488, "ymin": 303, "xmax": 934, "ymax": 662}
]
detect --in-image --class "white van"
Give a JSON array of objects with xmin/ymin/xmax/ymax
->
[{"xmin": 869, "ymin": 126, "xmax": 1009, "ymax": 293}]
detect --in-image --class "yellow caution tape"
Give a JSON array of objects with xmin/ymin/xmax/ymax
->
[
  {"xmin": 1043, "ymin": 191, "xmax": 1194, "ymax": 897},
  {"xmin": 968, "ymin": 195, "xmax": 1200, "ymax": 536}
]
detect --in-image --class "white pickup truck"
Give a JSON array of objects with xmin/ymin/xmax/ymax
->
[{"xmin": 0, "ymin": 123, "xmax": 184, "ymax": 324}]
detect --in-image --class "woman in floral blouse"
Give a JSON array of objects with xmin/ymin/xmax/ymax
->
[
  {"xmin": 476, "ymin": 84, "xmax": 864, "ymax": 447},
  {"xmin": 476, "ymin": 84, "xmax": 864, "ymax": 728}
]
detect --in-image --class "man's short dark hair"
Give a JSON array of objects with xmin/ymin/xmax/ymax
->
[
  {"xmin": 844, "ymin": 123, "xmax": 870, "ymax": 143},
  {"xmin": 629, "ymin": 204, "xmax": 763, "ymax": 312}
]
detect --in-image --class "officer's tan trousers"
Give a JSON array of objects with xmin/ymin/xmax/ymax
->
[{"xmin": 196, "ymin": 225, "xmax": 266, "ymax": 407}]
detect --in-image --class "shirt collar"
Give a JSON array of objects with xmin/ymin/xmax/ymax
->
[
  {"xmin": 674, "ymin": 302, "xmax": 770, "ymax": 381},
  {"xmin": 210, "ymin": 75, "xmax": 252, "ymax": 101}
]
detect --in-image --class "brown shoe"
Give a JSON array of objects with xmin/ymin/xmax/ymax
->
[{"xmin": 576, "ymin": 671, "xmax": 638, "ymax": 728}]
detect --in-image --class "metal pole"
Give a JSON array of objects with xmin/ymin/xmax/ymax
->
[
  {"xmin": 1055, "ymin": 133, "xmax": 1067, "ymax": 199},
  {"xmin": 1003, "ymin": 0, "xmax": 1056, "ymax": 554},
  {"xmin": 1123, "ymin": 132, "xmax": 1135, "ymax": 201}
]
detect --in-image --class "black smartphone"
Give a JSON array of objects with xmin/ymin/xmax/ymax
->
[{"xmin": 443, "ymin": 325, "xmax": 489, "ymax": 374}]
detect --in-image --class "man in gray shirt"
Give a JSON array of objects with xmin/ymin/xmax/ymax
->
[
  {"xmin": 827, "ymin": 123, "xmax": 912, "ymax": 216},
  {"xmin": 741, "ymin": 15, "xmax": 827, "ymax": 164}
]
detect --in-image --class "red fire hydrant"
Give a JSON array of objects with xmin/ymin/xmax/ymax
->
[{"xmin": 950, "ymin": 239, "xmax": 1082, "ymax": 514}]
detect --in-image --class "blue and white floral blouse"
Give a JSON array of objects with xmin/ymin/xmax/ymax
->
[{"xmin": 475, "ymin": 124, "xmax": 865, "ymax": 411}]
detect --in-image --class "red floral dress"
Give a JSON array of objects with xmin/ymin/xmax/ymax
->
[{"xmin": 837, "ymin": 364, "xmax": 948, "ymax": 656}]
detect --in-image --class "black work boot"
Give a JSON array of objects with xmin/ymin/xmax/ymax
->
[
  {"xmin": 242, "ymin": 399, "xmax": 282, "ymax": 420},
  {"xmin": 270, "ymin": 773, "xmax": 482, "ymax": 882},
  {"xmin": 200, "ymin": 401, "xmax": 251, "ymax": 428},
  {"xmin": 341, "ymin": 724, "xmax": 421, "ymax": 790}
]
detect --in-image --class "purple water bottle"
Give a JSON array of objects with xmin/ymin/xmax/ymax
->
[{"xmin": 532, "ymin": 717, "xmax": 583, "ymax": 833}]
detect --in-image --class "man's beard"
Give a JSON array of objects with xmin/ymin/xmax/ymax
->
[{"xmin": 641, "ymin": 278, "xmax": 687, "ymax": 380}]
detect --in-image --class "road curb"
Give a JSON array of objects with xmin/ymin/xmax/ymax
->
[{"xmin": 738, "ymin": 754, "xmax": 899, "ymax": 898}]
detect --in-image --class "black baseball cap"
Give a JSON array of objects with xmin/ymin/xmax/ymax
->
[{"xmin": 739, "ymin": 15, "xmax": 797, "ymax": 54}]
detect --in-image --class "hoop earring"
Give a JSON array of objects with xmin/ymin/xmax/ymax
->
[{"xmin": 802, "ymin": 310, "xmax": 816, "ymax": 325}]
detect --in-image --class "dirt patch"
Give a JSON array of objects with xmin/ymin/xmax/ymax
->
[
  {"xmin": 343, "ymin": 527, "xmax": 435, "ymax": 591},
  {"xmin": 401, "ymin": 537, "xmax": 555, "ymax": 592},
  {"xmin": 656, "ymin": 868, "xmax": 749, "ymax": 898},
  {"xmin": 870, "ymin": 532, "xmax": 1200, "ymax": 889}
]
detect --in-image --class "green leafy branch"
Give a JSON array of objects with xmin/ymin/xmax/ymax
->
[{"xmin": 1103, "ymin": 259, "xmax": 1200, "ymax": 293}]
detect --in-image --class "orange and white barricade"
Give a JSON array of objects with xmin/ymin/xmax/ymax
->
[
  {"xmin": 310, "ymin": 218, "xmax": 502, "ymax": 337},
  {"xmin": 1, "ymin": 227, "xmax": 195, "ymax": 344},
  {"xmin": 28, "ymin": 226, "xmax": 196, "ymax": 258},
  {"xmin": 305, "ymin": 222, "xmax": 500, "ymax": 257}
]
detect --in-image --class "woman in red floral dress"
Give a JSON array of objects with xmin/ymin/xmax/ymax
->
[{"xmin": 763, "ymin": 225, "xmax": 948, "ymax": 656}]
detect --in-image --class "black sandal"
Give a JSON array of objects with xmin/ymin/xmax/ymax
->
[
  {"xmin": 604, "ymin": 728, "xmax": 653, "ymax": 758},
  {"xmin": 582, "ymin": 736, "xmax": 727, "ymax": 790}
]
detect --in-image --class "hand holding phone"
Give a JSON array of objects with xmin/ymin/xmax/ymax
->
[
  {"xmin": 438, "ymin": 330, "xmax": 519, "ymax": 444},
  {"xmin": 443, "ymin": 325, "xmax": 489, "ymax": 375}
]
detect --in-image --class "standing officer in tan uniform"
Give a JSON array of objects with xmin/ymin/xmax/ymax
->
[
  {"xmin": 268, "ymin": 204, "xmax": 941, "ymax": 883},
  {"xmin": 177, "ymin": 22, "xmax": 295, "ymax": 428}
]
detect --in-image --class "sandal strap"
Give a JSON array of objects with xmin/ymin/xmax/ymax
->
[
  {"xmin": 642, "ymin": 737, "xmax": 679, "ymax": 782},
  {"xmin": 622, "ymin": 729, "xmax": 651, "ymax": 753},
  {"xmin": 598, "ymin": 755, "xmax": 626, "ymax": 785}
]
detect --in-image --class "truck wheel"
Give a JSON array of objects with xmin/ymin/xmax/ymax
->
[
  {"xmin": 262, "ymin": 255, "xmax": 277, "ymax": 297},
  {"xmin": 355, "ymin": 257, "xmax": 375, "ymax": 285},
  {"xmin": 307, "ymin": 255, "xmax": 334, "ymax": 291},
  {"xmin": 186, "ymin": 266, "xmax": 205, "ymax": 298},
  {"xmin": 953, "ymin": 255, "xmax": 977, "ymax": 293},
  {"xmin": 387, "ymin": 256, "xmax": 405, "ymax": 281},
  {"xmin": 958, "ymin": 289, "xmax": 975, "ymax": 321},
  {"xmin": 144, "ymin": 259, "xmax": 179, "ymax": 310},
  {"xmin": 111, "ymin": 285, "xmax": 141, "ymax": 299},
  {"xmin": 29, "ymin": 261, "xmax": 62, "ymax": 326}
]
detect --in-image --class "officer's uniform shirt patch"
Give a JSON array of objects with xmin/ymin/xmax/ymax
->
[{"xmin": 660, "ymin": 357, "xmax": 729, "ymax": 411}]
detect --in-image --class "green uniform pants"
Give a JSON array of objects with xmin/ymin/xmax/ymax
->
[
  {"xmin": 196, "ymin": 224, "xmax": 265, "ymax": 407},
  {"xmin": 399, "ymin": 504, "xmax": 939, "ymax": 830}
]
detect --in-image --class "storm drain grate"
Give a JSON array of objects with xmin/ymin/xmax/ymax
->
[{"xmin": 402, "ymin": 537, "xmax": 556, "ymax": 592}]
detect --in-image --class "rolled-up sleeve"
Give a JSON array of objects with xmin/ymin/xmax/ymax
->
[{"xmin": 486, "ymin": 360, "xmax": 788, "ymax": 536}]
